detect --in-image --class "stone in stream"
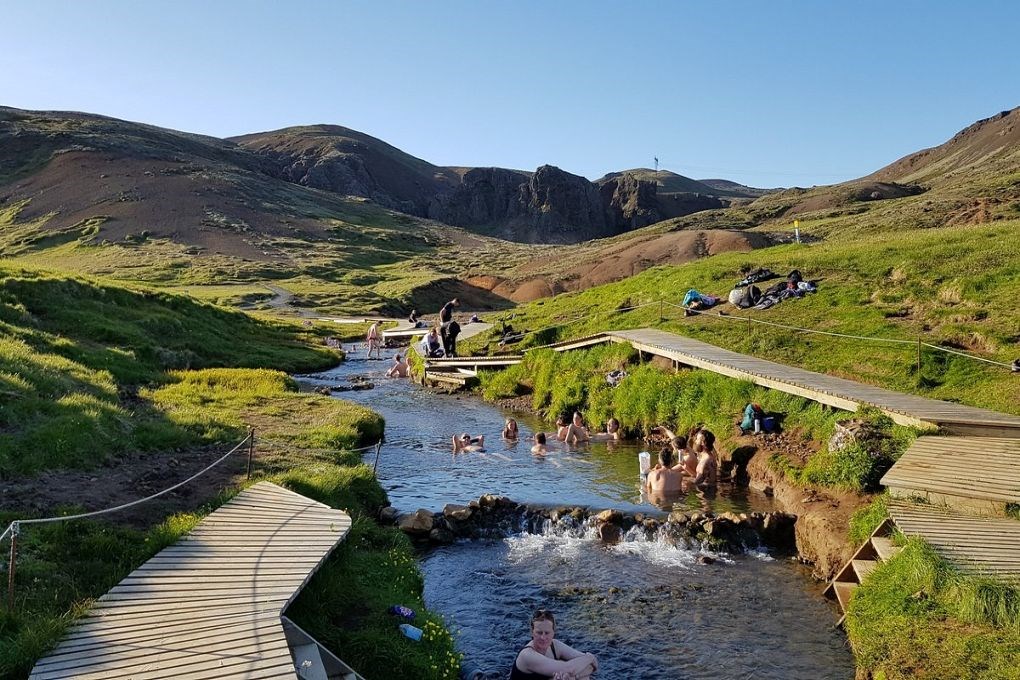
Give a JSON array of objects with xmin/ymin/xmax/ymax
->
[
  {"xmin": 397, "ymin": 509, "xmax": 434, "ymax": 536},
  {"xmin": 379, "ymin": 506, "xmax": 399, "ymax": 524},
  {"xmin": 429, "ymin": 527, "xmax": 455, "ymax": 544},
  {"xmin": 443, "ymin": 503, "xmax": 474, "ymax": 522}
]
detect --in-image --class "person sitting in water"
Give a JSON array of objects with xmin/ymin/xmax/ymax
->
[
  {"xmin": 693, "ymin": 429, "xmax": 719, "ymax": 488},
  {"xmin": 510, "ymin": 609, "xmax": 598, "ymax": 680},
  {"xmin": 673, "ymin": 435, "xmax": 698, "ymax": 477},
  {"xmin": 453, "ymin": 433, "xmax": 485, "ymax": 453},
  {"xmin": 589, "ymin": 417, "xmax": 622, "ymax": 442},
  {"xmin": 385, "ymin": 354, "xmax": 409, "ymax": 378},
  {"xmin": 531, "ymin": 432, "xmax": 548, "ymax": 455},
  {"xmin": 647, "ymin": 447, "xmax": 684, "ymax": 493},
  {"xmin": 420, "ymin": 328, "xmax": 445, "ymax": 358},
  {"xmin": 561, "ymin": 411, "xmax": 590, "ymax": 445},
  {"xmin": 503, "ymin": 418, "xmax": 520, "ymax": 440}
]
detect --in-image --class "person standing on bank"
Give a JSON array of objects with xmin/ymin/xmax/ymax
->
[
  {"xmin": 510, "ymin": 609, "xmax": 598, "ymax": 679},
  {"xmin": 439, "ymin": 298, "xmax": 459, "ymax": 355}
]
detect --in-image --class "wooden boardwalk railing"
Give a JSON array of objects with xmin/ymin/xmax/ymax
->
[{"xmin": 30, "ymin": 482, "xmax": 361, "ymax": 680}]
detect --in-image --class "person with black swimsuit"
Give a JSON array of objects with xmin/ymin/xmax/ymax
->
[{"xmin": 509, "ymin": 609, "xmax": 598, "ymax": 679}]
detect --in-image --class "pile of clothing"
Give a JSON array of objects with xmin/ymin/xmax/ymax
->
[
  {"xmin": 682, "ymin": 289, "xmax": 720, "ymax": 315},
  {"xmin": 729, "ymin": 269, "xmax": 817, "ymax": 311}
]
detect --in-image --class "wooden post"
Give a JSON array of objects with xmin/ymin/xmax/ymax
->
[
  {"xmin": 7, "ymin": 523, "xmax": 17, "ymax": 610},
  {"xmin": 246, "ymin": 428, "xmax": 255, "ymax": 479},
  {"xmin": 659, "ymin": 298, "xmax": 664, "ymax": 322},
  {"xmin": 916, "ymin": 335, "xmax": 922, "ymax": 387},
  {"xmin": 372, "ymin": 442, "xmax": 382, "ymax": 476}
]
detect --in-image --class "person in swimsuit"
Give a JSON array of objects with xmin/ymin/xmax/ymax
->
[
  {"xmin": 589, "ymin": 417, "xmax": 621, "ymax": 442},
  {"xmin": 693, "ymin": 429, "xmax": 719, "ymax": 487},
  {"xmin": 365, "ymin": 322, "xmax": 382, "ymax": 360},
  {"xmin": 510, "ymin": 609, "xmax": 598, "ymax": 680},
  {"xmin": 503, "ymin": 418, "xmax": 520, "ymax": 440}
]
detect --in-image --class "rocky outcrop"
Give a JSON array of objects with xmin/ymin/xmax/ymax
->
[
  {"xmin": 384, "ymin": 494, "xmax": 797, "ymax": 554},
  {"xmin": 430, "ymin": 165, "xmax": 614, "ymax": 243}
]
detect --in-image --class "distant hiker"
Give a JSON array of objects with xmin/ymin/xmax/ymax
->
[
  {"xmin": 503, "ymin": 418, "xmax": 520, "ymax": 440},
  {"xmin": 385, "ymin": 354, "xmax": 409, "ymax": 378},
  {"xmin": 453, "ymin": 433, "xmax": 485, "ymax": 453},
  {"xmin": 509, "ymin": 609, "xmax": 598, "ymax": 680},
  {"xmin": 531, "ymin": 432, "xmax": 548, "ymax": 454},
  {"xmin": 421, "ymin": 328, "xmax": 445, "ymax": 358},
  {"xmin": 366, "ymin": 322, "xmax": 382, "ymax": 359}
]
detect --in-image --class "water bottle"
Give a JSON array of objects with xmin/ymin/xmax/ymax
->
[
  {"xmin": 399, "ymin": 623, "xmax": 423, "ymax": 641},
  {"xmin": 753, "ymin": 418, "xmax": 761, "ymax": 434},
  {"xmin": 638, "ymin": 451, "xmax": 651, "ymax": 475}
]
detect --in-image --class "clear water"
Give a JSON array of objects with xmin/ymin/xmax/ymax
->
[{"xmin": 297, "ymin": 354, "xmax": 854, "ymax": 679}]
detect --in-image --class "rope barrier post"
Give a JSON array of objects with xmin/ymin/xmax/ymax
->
[
  {"xmin": 916, "ymin": 335, "xmax": 922, "ymax": 387},
  {"xmin": 747, "ymin": 313, "xmax": 753, "ymax": 348},
  {"xmin": 246, "ymin": 427, "xmax": 255, "ymax": 479},
  {"xmin": 658, "ymin": 298, "xmax": 664, "ymax": 323},
  {"xmin": 372, "ymin": 441, "xmax": 382, "ymax": 476},
  {"xmin": 7, "ymin": 522, "xmax": 18, "ymax": 611}
]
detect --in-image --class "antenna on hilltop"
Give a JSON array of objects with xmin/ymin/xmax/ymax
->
[{"xmin": 654, "ymin": 156, "xmax": 659, "ymax": 173}]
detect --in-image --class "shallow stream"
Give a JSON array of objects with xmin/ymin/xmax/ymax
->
[{"xmin": 299, "ymin": 353, "xmax": 854, "ymax": 679}]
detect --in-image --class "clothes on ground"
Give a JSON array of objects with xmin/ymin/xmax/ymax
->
[
  {"xmin": 606, "ymin": 369, "xmax": 627, "ymax": 387},
  {"xmin": 753, "ymin": 278, "xmax": 817, "ymax": 310},
  {"xmin": 728, "ymin": 285, "xmax": 762, "ymax": 309},
  {"xmin": 736, "ymin": 268, "xmax": 778, "ymax": 287},
  {"xmin": 740, "ymin": 403, "xmax": 765, "ymax": 432}
]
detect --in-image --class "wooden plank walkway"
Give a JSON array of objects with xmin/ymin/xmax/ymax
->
[
  {"xmin": 889, "ymin": 500, "xmax": 1020, "ymax": 583},
  {"xmin": 30, "ymin": 482, "xmax": 353, "ymax": 680},
  {"xmin": 881, "ymin": 437, "xmax": 1020, "ymax": 513},
  {"xmin": 383, "ymin": 321, "xmax": 492, "ymax": 341},
  {"xmin": 606, "ymin": 328, "xmax": 1020, "ymax": 436}
]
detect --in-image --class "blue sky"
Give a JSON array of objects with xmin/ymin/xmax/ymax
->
[{"xmin": 3, "ymin": 1, "xmax": 1018, "ymax": 188}]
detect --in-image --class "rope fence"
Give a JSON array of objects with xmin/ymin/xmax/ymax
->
[{"xmin": 0, "ymin": 429, "xmax": 385, "ymax": 609}]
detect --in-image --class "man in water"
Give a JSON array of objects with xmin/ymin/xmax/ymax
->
[
  {"xmin": 452, "ymin": 433, "xmax": 485, "ymax": 453},
  {"xmin": 531, "ymin": 432, "xmax": 548, "ymax": 454},
  {"xmin": 385, "ymin": 354, "xmax": 409, "ymax": 378},
  {"xmin": 646, "ymin": 447, "xmax": 684, "ymax": 493}
]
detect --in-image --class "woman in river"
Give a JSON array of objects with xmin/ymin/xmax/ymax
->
[
  {"xmin": 510, "ymin": 609, "xmax": 598, "ymax": 679},
  {"xmin": 503, "ymin": 418, "xmax": 520, "ymax": 440}
]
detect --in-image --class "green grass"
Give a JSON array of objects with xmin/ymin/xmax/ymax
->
[
  {"xmin": 0, "ymin": 267, "xmax": 341, "ymax": 475},
  {"xmin": 846, "ymin": 538, "xmax": 1020, "ymax": 679},
  {"xmin": 848, "ymin": 493, "xmax": 891, "ymax": 546},
  {"xmin": 467, "ymin": 221, "xmax": 1020, "ymax": 416}
]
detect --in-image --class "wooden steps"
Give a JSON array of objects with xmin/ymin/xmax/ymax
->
[{"xmin": 823, "ymin": 519, "xmax": 895, "ymax": 619}]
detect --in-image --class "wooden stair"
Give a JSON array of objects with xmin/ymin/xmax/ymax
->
[{"xmin": 823, "ymin": 519, "xmax": 899, "ymax": 624}]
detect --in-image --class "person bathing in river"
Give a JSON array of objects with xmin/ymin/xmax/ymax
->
[
  {"xmin": 453, "ymin": 433, "xmax": 485, "ymax": 453},
  {"xmin": 560, "ymin": 412, "xmax": 590, "ymax": 445},
  {"xmin": 385, "ymin": 354, "xmax": 408, "ymax": 378},
  {"xmin": 366, "ymin": 322, "xmax": 382, "ymax": 360},
  {"xmin": 503, "ymin": 418, "xmax": 520, "ymax": 440},
  {"xmin": 589, "ymin": 417, "xmax": 622, "ymax": 442},
  {"xmin": 693, "ymin": 429, "xmax": 719, "ymax": 488},
  {"xmin": 646, "ymin": 447, "xmax": 684, "ymax": 493},
  {"xmin": 531, "ymin": 432, "xmax": 548, "ymax": 455},
  {"xmin": 510, "ymin": 609, "xmax": 598, "ymax": 680}
]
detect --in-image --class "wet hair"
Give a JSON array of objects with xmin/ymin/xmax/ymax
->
[
  {"xmin": 607, "ymin": 417, "xmax": 620, "ymax": 431},
  {"xmin": 555, "ymin": 415, "xmax": 567, "ymax": 427},
  {"xmin": 531, "ymin": 609, "xmax": 556, "ymax": 628},
  {"xmin": 697, "ymin": 429, "xmax": 716, "ymax": 452},
  {"xmin": 659, "ymin": 447, "xmax": 674, "ymax": 467},
  {"xmin": 535, "ymin": 432, "xmax": 546, "ymax": 444},
  {"xmin": 395, "ymin": 354, "xmax": 402, "ymax": 361},
  {"xmin": 670, "ymin": 435, "xmax": 688, "ymax": 451},
  {"xmin": 461, "ymin": 433, "xmax": 471, "ymax": 441}
]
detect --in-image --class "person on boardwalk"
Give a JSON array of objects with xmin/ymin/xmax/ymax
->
[
  {"xmin": 366, "ymin": 322, "xmax": 382, "ymax": 359},
  {"xmin": 439, "ymin": 298, "xmax": 460, "ymax": 354},
  {"xmin": 421, "ymin": 328, "xmax": 445, "ymax": 358},
  {"xmin": 503, "ymin": 418, "xmax": 520, "ymax": 440},
  {"xmin": 385, "ymin": 354, "xmax": 409, "ymax": 378},
  {"xmin": 453, "ymin": 433, "xmax": 485, "ymax": 453},
  {"xmin": 510, "ymin": 609, "xmax": 598, "ymax": 680}
]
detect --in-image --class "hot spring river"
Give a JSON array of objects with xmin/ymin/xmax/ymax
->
[{"xmin": 299, "ymin": 354, "xmax": 853, "ymax": 679}]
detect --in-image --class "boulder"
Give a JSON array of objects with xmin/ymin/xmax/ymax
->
[
  {"xmin": 378, "ymin": 506, "xmax": 399, "ymax": 524},
  {"xmin": 397, "ymin": 509, "xmax": 434, "ymax": 536},
  {"xmin": 443, "ymin": 504, "xmax": 474, "ymax": 522},
  {"xmin": 598, "ymin": 522, "xmax": 622, "ymax": 543},
  {"xmin": 429, "ymin": 527, "xmax": 455, "ymax": 544}
]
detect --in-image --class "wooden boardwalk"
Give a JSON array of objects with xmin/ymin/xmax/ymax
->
[
  {"xmin": 889, "ymin": 500, "xmax": 1020, "ymax": 583},
  {"xmin": 382, "ymin": 320, "xmax": 492, "ymax": 342},
  {"xmin": 30, "ymin": 482, "xmax": 356, "ymax": 680},
  {"xmin": 606, "ymin": 328, "xmax": 1020, "ymax": 436},
  {"xmin": 881, "ymin": 437, "xmax": 1020, "ymax": 514}
]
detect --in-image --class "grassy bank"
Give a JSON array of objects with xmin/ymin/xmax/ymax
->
[
  {"xmin": 846, "ymin": 538, "xmax": 1020, "ymax": 680},
  {"xmin": 0, "ymin": 372, "xmax": 459, "ymax": 679},
  {"xmin": 479, "ymin": 343, "xmax": 916, "ymax": 492},
  {"xmin": 468, "ymin": 221, "xmax": 1020, "ymax": 416},
  {"xmin": 0, "ymin": 267, "xmax": 338, "ymax": 475}
]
